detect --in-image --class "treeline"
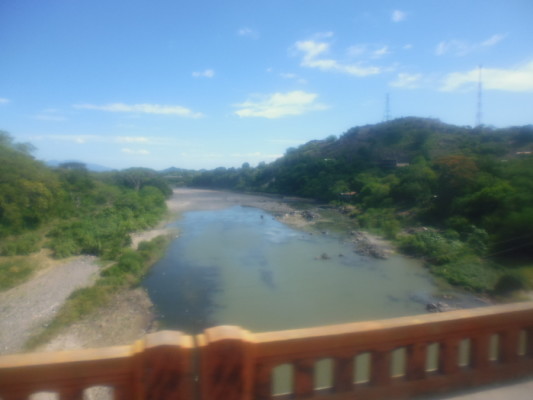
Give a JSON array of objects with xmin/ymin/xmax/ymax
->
[
  {"xmin": 0, "ymin": 131, "xmax": 171, "ymax": 260},
  {"xmin": 188, "ymin": 117, "xmax": 533, "ymax": 292}
]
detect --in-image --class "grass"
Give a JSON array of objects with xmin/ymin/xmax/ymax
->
[{"xmin": 0, "ymin": 258, "xmax": 37, "ymax": 291}]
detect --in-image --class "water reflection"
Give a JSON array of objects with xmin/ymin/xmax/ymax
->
[{"xmin": 143, "ymin": 205, "xmax": 484, "ymax": 334}]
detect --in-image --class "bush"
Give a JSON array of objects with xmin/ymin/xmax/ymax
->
[
  {"xmin": 0, "ymin": 232, "xmax": 41, "ymax": 256},
  {"xmin": 429, "ymin": 256, "xmax": 499, "ymax": 292},
  {"xmin": 493, "ymin": 271, "xmax": 527, "ymax": 295},
  {"xmin": 357, "ymin": 208, "xmax": 401, "ymax": 238},
  {"xmin": 398, "ymin": 230, "xmax": 467, "ymax": 264}
]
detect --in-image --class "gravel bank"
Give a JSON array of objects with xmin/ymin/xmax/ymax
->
[{"xmin": 0, "ymin": 256, "xmax": 99, "ymax": 355}]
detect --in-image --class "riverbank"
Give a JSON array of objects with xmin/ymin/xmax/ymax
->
[
  {"xmin": 0, "ymin": 188, "xmax": 485, "ymax": 355},
  {"xmin": 0, "ymin": 189, "xmax": 318, "ymax": 354}
]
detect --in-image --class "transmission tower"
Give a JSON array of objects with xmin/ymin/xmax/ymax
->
[{"xmin": 476, "ymin": 65, "xmax": 483, "ymax": 127}]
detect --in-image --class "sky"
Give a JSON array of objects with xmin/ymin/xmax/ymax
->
[{"xmin": 1, "ymin": 0, "xmax": 532, "ymax": 170}]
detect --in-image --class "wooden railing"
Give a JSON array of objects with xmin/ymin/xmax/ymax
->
[{"xmin": 1, "ymin": 302, "xmax": 533, "ymax": 400}]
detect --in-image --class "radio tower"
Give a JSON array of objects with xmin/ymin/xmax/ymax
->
[{"xmin": 476, "ymin": 65, "xmax": 483, "ymax": 128}]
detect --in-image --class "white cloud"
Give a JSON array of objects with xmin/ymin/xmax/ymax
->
[
  {"xmin": 115, "ymin": 136, "xmax": 150, "ymax": 143},
  {"xmin": 237, "ymin": 27, "xmax": 259, "ymax": 39},
  {"xmin": 373, "ymin": 46, "xmax": 390, "ymax": 58},
  {"xmin": 435, "ymin": 40, "xmax": 471, "ymax": 56},
  {"xmin": 441, "ymin": 61, "xmax": 533, "ymax": 92},
  {"xmin": 121, "ymin": 148, "xmax": 150, "ymax": 155},
  {"xmin": 0, "ymin": 98, "xmax": 10, "ymax": 104},
  {"xmin": 234, "ymin": 90, "xmax": 328, "ymax": 119},
  {"xmin": 390, "ymin": 73, "xmax": 422, "ymax": 89},
  {"xmin": 33, "ymin": 114, "xmax": 67, "ymax": 122},
  {"xmin": 280, "ymin": 72, "xmax": 307, "ymax": 84},
  {"xmin": 74, "ymin": 103, "xmax": 203, "ymax": 118},
  {"xmin": 192, "ymin": 69, "xmax": 215, "ymax": 78},
  {"xmin": 43, "ymin": 134, "xmax": 100, "ymax": 144},
  {"xmin": 482, "ymin": 34, "xmax": 506, "ymax": 47},
  {"xmin": 32, "ymin": 108, "xmax": 67, "ymax": 121},
  {"xmin": 294, "ymin": 39, "xmax": 382, "ymax": 77},
  {"xmin": 391, "ymin": 10, "xmax": 407, "ymax": 22},
  {"xmin": 436, "ymin": 34, "xmax": 506, "ymax": 56}
]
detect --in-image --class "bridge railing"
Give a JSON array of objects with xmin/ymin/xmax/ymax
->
[
  {"xmin": 2, "ymin": 302, "xmax": 533, "ymax": 400},
  {"xmin": 0, "ymin": 331, "xmax": 194, "ymax": 400}
]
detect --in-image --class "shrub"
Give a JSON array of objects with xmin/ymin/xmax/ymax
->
[
  {"xmin": 493, "ymin": 271, "xmax": 527, "ymax": 295},
  {"xmin": 0, "ymin": 232, "xmax": 41, "ymax": 256}
]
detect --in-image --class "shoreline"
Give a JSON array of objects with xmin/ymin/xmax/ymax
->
[{"xmin": 10, "ymin": 188, "xmax": 489, "ymax": 354}]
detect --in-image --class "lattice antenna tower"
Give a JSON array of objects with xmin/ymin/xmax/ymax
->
[
  {"xmin": 476, "ymin": 65, "xmax": 483, "ymax": 127},
  {"xmin": 384, "ymin": 93, "xmax": 391, "ymax": 122}
]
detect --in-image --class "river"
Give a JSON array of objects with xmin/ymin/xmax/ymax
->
[{"xmin": 142, "ymin": 190, "xmax": 487, "ymax": 335}]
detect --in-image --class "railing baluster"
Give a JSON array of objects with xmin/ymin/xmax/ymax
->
[
  {"xmin": 501, "ymin": 328, "xmax": 521, "ymax": 364},
  {"xmin": 526, "ymin": 327, "xmax": 533, "ymax": 358},
  {"xmin": 199, "ymin": 326, "xmax": 254, "ymax": 400},
  {"xmin": 333, "ymin": 355, "xmax": 353, "ymax": 392},
  {"xmin": 1, "ymin": 390, "xmax": 30, "ymax": 400},
  {"xmin": 136, "ymin": 330, "xmax": 194, "ymax": 400},
  {"xmin": 113, "ymin": 382, "xmax": 134, "ymax": 400},
  {"xmin": 370, "ymin": 348, "xmax": 391, "ymax": 386},
  {"xmin": 58, "ymin": 386, "xmax": 84, "ymax": 400},
  {"xmin": 254, "ymin": 362, "xmax": 273, "ymax": 400},
  {"xmin": 406, "ymin": 342, "xmax": 427, "ymax": 380},
  {"xmin": 438, "ymin": 337, "xmax": 460, "ymax": 375},
  {"xmin": 471, "ymin": 333, "xmax": 490, "ymax": 370},
  {"xmin": 294, "ymin": 358, "xmax": 314, "ymax": 398}
]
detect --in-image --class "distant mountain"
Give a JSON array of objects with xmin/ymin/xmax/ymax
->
[{"xmin": 46, "ymin": 160, "xmax": 114, "ymax": 172}]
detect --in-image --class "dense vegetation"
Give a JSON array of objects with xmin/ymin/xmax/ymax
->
[
  {"xmin": 188, "ymin": 118, "xmax": 533, "ymax": 293},
  {"xmin": 0, "ymin": 131, "xmax": 172, "ymax": 289}
]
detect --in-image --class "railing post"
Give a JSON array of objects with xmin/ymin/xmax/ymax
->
[
  {"xmin": 135, "ymin": 330, "xmax": 194, "ymax": 400},
  {"xmin": 198, "ymin": 326, "xmax": 255, "ymax": 400},
  {"xmin": 58, "ymin": 386, "xmax": 84, "ymax": 400},
  {"xmin": 406, "ymin": 342, "xmax": 427, "ymax": 380},
  {"xmin": 255, "ymin": 362, "xmax": 274, "ymax": 400},
  {"xmin": 370, "ymin": 348, "xmax": 391, "ymax": 386},
  {"xmin": 439, "ymin": 337, "xmax": 460, "ymax": 375},
  {"xmin": 526, "ymin": 328, "xmax": 533, "ymax": 358},
  {"xmin": 333, "ymin": 355, "xmax": 354, "ymax": 392},
  {"xmin": 294, "ymin": 358, "xmax": 314, "ymax": 398},
  {"xmin": 471, "ymin": 334, "xmax": 491, "ymax": 370},
  {"xmin": 501, "ymin": 328, "xmax": 521, "ymax": 364}
]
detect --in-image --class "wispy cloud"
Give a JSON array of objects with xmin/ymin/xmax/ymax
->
[
  {"xmin": 42, "ymin": 134, "xmax": 100, "ymax": 144},
  {"xmin": 391, "ymin": 10, "xmax": 407, "ymax": 22},
  {"xmin": 0, "ymin": 98, "xmax": 10, "ymax": 104},
  {"xmin": 441, "ymin": 61, "xmax": 533, "ymax": 92},
  {"xmin": 32, "ymin": 108, "xmax": 67, "ymax": 121},
  {"xmin": 121, "ymin": 148, "xmax": 150, "ymax": 155},
  {"xmin": 115, "ymin": 136, "xmax": 150, "ymax": 143},
  {"xmin": 294, "ymin": 39, "xmax": 382, "ymax": 77},
  {"xmin": 390, "ymin": 73, "xmax": 422, "ymax": 89},
  {"xmin": 237, "ymin": 27, "xmax": 259, "ymax": 39},
  {"xmin": 482, "ymin": 34, "xmax": 506, "ymax": 47},
  {"xmin": 234, "ymin": 90, "xmax": 328, "ymax": 119},
  {"xmin": 73, "ymin": 103, "xmax": 203, "ymax": 118},
  {"xmin": 436, "ymin": 33, "xmax": 506, "ymax": 56},
  {"xmin": 192, "ymin": 69, "xmax": 215, "ymax": 78},
  {"xmin": 33, "ymin": 114, "xmax": 67, "ymax": 122},
  {"xmin": 280, "ymin": 72, "xmax": 307, "ymax": 84}
]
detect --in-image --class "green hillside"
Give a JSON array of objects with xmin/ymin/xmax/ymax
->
[{"xmin": 190, "ymin": 117, "xmax": 533, "ymax": 292}]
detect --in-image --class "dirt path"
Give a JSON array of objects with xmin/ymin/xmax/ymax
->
[{"xmin": 0, "ymin": 256, "xmax": 99, "ymax": 355}]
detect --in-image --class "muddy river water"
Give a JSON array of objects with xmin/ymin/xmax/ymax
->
[{"xmin": 142, "ymin": 199, "xmax": 487, "ymax": 334}]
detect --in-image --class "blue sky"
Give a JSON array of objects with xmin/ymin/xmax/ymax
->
[{"xmin": 1, "ymin": 0, "xmax": 532, "ymax": 170}]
